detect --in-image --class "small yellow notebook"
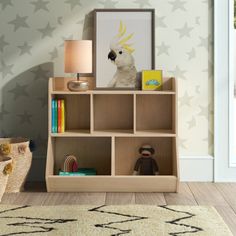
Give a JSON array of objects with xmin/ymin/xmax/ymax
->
[
  {"xmin": 142, "ymin": 70, "xmax": 163, "ymax": 90},
  {"xmin": 61, "ymin": 100, "xmax": 65, "ymax": 132}
]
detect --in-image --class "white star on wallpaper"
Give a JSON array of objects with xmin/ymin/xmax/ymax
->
[
  {"xmin": 0, "ymin": 0, "xmax": 13, "ymax": 10},
  {"xmin": 9, "ymin": 83, "xmax": 28, "ymax": 100},
  {"xmin": 99, "ymin": 0, "xmax": 118, "ymax": 8},
  {"xmin": 157, "ymin": 42, "xmax": 170, "ymax": 56},
  {"xmin": 187, "ymin": 117, "xmax": 196, "ymax": 129},
  {"xmin": 0, "ymin": 104, "xmax": 9, "ymax": 121},
  {"xmin": 18, "ymin": 111, "xmax": 32, "ymax": 125},
  {"xmin": 49, "ymin": 47, "xmax": 58, "ymax": 60},
  {"xmin": 0, "ymin": 35, "xmax": 9, "ymax": 53},
  {"xmin": 169, "ymin": 66, "xmax": 187, "ymax": 80},
  {"xmin": 179, "ymin": 137, "xmax": 187, "ymax": 149},
  {"xmin": 195, "ymin": 85, "xmax": 200, "ymax": 94},
  {"xmin": 65, "ymin": 0, "xmax": 81, "ymax": 10},
  {"xmin": 31, "ymin": 0, "xmax": 49, "ymax": 12},
  {"xmin": 134, "ymin": 0, "xmax": 151, "ymax": 8},
  {"xmin": 156, "ymin": 15, "xmax": 167, "ymax": 28},
  {"xmin": 0, "ymin": 60, "xmax": 14, "ymax": 79},
  {"xmin": 18, "ymin": 42, "xmax": 32, "ymax": 56},
  {"xmin": 38, "ymin": 96, "xmax": 47, "ymax": 107},
  {"xmin": 176, "ymin": 23, "xmax": 193, "ymax": 38},
  {"xmin": 57, "ymin": 16, "xmax": 63, "ymax": 25},
  {"xmin": 38, "ymin": 23, "xmax": 56, "ymax": 38},
  {"xmin": 186, "ymin": 48, "xmax": 196, "ymax": 60},
  {"xmin": 169, "ymin": 0, "xmax": 186, "ymax": 12},
  {"xmin": 8, "ymin": 15, "xmax": 29, "ymax": 31},
  {"xmin": 179, "ymin": 92, "xmax": 193, "ymax": 107},
  {"xmin": 32, "ymin": 66, "xmax": 49, "ymax": 80},
  {"xmin": 198, "ymin": 36, "xmax": 209, "ymax": 50},
  {"xmin": 195, "ymin": 16, "xmax": 200, "ymax": 25},
  {"xmin": 198, "ymin": 105, "xmax": 208, "ymax": 118}
]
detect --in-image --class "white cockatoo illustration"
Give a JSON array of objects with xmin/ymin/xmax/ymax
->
[{"xmin": 107, "ymin": 21, "xmax": 137, "ymax": 88}]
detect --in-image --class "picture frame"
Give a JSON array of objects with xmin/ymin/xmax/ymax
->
[
  {"xmin": 142, "ymin": 70, "xmax": 163, "ymax": 91},
  {"xmin": 94, "ymin": 9, "xmax": 155, "ymax": 89}
]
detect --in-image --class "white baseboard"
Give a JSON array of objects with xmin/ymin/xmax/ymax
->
[{"xmin": 180, "ymin": 155, "xmax": 214, "ymax": 182}]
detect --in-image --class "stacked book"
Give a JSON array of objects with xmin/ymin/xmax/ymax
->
[
  {"xmin": 59, "ymin": 168, "xmax": 97, "ymax": 176},
  {"xmin": 51, "ymin": 99, "xmax": 65, "ymax": 133}
]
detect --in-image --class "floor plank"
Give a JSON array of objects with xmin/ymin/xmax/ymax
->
[
  {"xmin": 215, "ymin": 206, "xmax": 236, "ymax": 236},
  {"xmin": 43, "ymin": 193, "xmax": 106, "ymax": 205},
  {"xmin": 1, "ymin": 192, "xmax": 47, "ymax": 205},
  {"xmin": 215, "ymin": 183, "xmax": 236, "ymax": 213},
  {"xmin": 164, "ymin": 183, "xmax": 197, "ymax": 205},
  {"xmin": 188, "ymin": 182, "xmax": 229, "ymax": 206},
  {"xmin": 135, "ymin": 193, "xmax": 166, "ymax": 205},
  {"xmin": 106, "ymin": 193, "xmax": 135, "ymax": 205},
  {"xmin": 1, "ymin": 193, "xmax": 19, "ymax": 205}
]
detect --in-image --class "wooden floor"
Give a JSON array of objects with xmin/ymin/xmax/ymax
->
[{"xmin": 1, "ymin": 182, "xmax": 236, "ymax": 235}]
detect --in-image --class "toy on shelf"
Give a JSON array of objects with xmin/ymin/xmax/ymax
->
[
  {"xmin": 62, "ymin": 155, "xmax": 78, "ymax": 172},
  {"xmin": 133, "ymin": 144, "xmax": 159, "ymax": 175},
  {"xmin": 60, "ymin": 155, "xmax": 96, "ymax": 176}
]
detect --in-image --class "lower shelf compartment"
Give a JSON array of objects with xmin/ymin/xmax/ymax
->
[{"xmin": 46, "ymin": 175, "xmax": 178, "ymax": 192}]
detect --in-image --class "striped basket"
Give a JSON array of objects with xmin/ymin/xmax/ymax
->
[
  {"xmin": 0, "ymin": 138, "xmax": 32, "ymax": 193},
  {"xmin": 0, "ymin": 157, "xmax": 12, "ymax": 202}
]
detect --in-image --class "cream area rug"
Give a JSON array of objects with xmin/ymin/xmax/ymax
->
[{"xmin": 0, "ymin": 205, "xmax": 232, "ymax": 236}]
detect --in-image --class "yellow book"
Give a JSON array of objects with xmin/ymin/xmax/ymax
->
[
  {"xmin": 61, "ymin": 100, "xmax": 65, "ymax": 132},
  {"xmin": 142, "ymin": 70, "xmax": 163, "ymax": 91}
]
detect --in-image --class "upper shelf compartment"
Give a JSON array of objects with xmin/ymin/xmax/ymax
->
[
  {"xmin": 93, "ymin": 94, "xmax": 134, "ymax": 133},
  {"xmin": 52, "ymin": 94, "xmax": 90, "ymax": 134}
]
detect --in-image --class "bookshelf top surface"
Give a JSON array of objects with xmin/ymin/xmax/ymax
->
[{"xmin": 49, "ymin": 77, "xmax": 176, "ymax": 95}]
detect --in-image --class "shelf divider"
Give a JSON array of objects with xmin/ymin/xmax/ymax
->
[
  {"xmin": 111, "ymin": 136, "xmax": 115, "ymax": 176},
  {"xmin": 90, "ymin": 93, "xmax": 94, "ymax": 133}
]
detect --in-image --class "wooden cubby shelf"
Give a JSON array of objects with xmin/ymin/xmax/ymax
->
[{"xmin": 46, "ymin": 77, "xmax": 179, "ymax": 192}]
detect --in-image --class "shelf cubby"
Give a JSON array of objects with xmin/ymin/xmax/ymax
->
[
  {"xmin": 93, "ymin": 94, "xmax": 134, "ymax": 132},
  {"xmin": 136, "ymin": 94, "xmax": 174, "ymax": 132},
  {"xmin": 51, "ymin": 94, "xmax": 90, "ymax": 134},
  {"xmin": 53, "ymin": 137, "xmax": 111, "ymax": 175},
  {"xmin": 115, "ymin": 137, "xmax": 175, "ymax": 176}
]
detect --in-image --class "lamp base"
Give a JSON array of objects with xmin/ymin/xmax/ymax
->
[{"xmin": 67, "ymin": 80, "xmax": 89, "ymax": 92}]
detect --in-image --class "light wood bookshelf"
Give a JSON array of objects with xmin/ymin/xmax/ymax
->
[{"xmin": 46, "ymin": 77, "xmax": 179, "ymax": 192}]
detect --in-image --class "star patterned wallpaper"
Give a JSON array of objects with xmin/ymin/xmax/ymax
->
[{"xmin": 0, "ymin": 0, "xmax": 213, "ymax": 180}]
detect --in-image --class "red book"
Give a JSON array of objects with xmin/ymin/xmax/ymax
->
[{"xmin": 57, "ymin": 100, "xmax": 61, "ymax": 133}]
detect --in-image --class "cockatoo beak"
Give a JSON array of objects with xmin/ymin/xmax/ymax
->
[{"xmin": 108, "ymin": 50, "xmax": 117, "ymax": 61}]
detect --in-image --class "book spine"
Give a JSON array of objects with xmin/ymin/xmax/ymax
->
[
  {"xmin": 51, "ymin": 99, "xmax": 55, "ymax": 133},
  {"xmin": 58, "ymin": 100, "xmax": 61, "ymax": 133},
  {"xmin": 54, "ymin": 99, "xmax": 58, "ymax": 133},
  {"xmin": 61, "ymin": 100, "xmax": 65, "ymax": 132}
]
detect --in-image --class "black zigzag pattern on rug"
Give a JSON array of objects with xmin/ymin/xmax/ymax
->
[
  {"xmin": 89, "ymin": 205, "xmax": 148, "ymax": 236},
  {"xmin": 159, "ymin": 205, "xmax": 204, "ymax": 235},
  {"xmin": 0, "ymin": 205, "xmax": 77, "ymax": 236}
]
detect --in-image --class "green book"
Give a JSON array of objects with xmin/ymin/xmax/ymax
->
[
  {"xmin": 59, "ymin": 168, "xmax": 97, "ymax": 176},
  {"xmin": 59, "ymin": 171, "xmax": 86, "ymax": 176}
]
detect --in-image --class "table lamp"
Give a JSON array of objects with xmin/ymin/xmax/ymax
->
[{"xmin": 64, "ymin": 40, "xmax": 92, "ymax": 91}]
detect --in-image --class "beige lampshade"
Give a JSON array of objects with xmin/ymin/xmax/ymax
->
[{"xmin": 64, "ymin": 40, "xmax": 92, "ymax": 73}]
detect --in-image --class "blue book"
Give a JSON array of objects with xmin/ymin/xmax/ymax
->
[
  {"xmin": 51, "ymin": 99, "xmax": 55, "ymax": 133},
  {"xmin": 54, "ymin": 100, "xmax": 58, "ymax": 133}
]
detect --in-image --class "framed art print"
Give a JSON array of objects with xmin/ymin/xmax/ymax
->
[{"xmin": 94, "ymin": 9, "xmax": 155, "ymax": 89}]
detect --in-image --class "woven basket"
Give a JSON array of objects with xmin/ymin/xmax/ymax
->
[
  {"xmin": 0, "ymin": 138, "xmax": 32, "ymax": 193},
  {"xmin": 0, "ymin": 157, "xmax": 12, "ymax": 201}
]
